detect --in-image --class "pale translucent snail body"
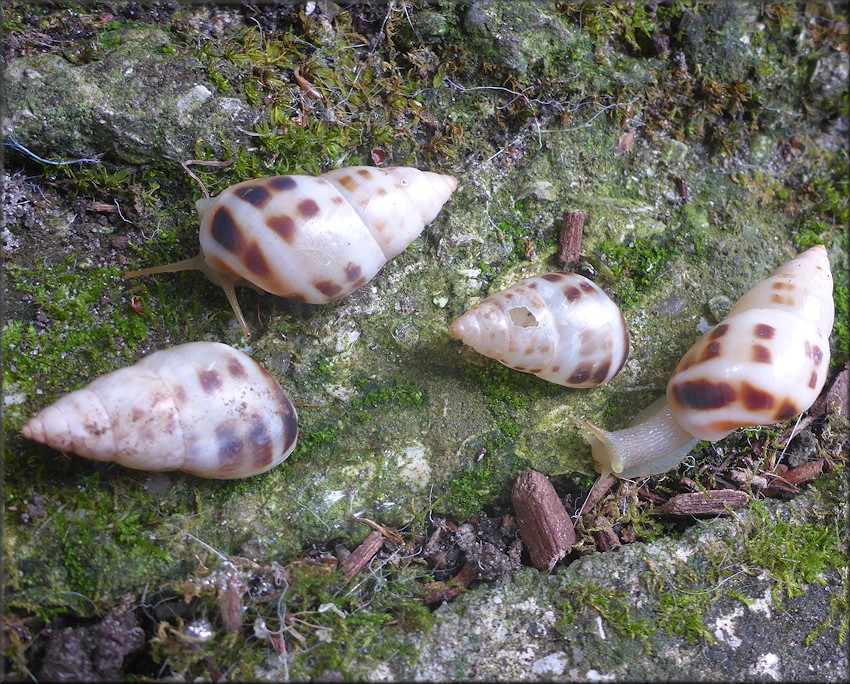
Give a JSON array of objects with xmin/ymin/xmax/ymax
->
[
  {"xmin": 450, "ymin": 272, "xmax": 630, "ymax": 388},
  {"xmin": 21, "ymin": 342, "xmax": 298, "ymax": 479},
  {"xmin": 583, "ymin": 245, "xmax": 834, "ymax": 478},
  {"xmin": 126, "ymin": 166, "xmax": 457, "ymax": 336}
]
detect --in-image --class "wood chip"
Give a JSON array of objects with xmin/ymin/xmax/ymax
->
[
  {"xmin": 782, "ymin": 459, "xmax": 825, "ymax": 486},
  {"xmin": 653, "ymin": 490, "xmax": 749, "ymax": 517},
  {"xmin": 558, "ymin": 211, "xmax": 585, "ymax": 267},
  {"xmin": 422, "ymin": 560, "xmax": 477, "ymax": 605},
  {"xmin": 581, "ymin": 472, "xmax": 616, "ymax": 513},
  {"xmin": 512, "ymin": 469, "xmax": 575, "ymax": 571},
  {"xmin": 340, "ymin": 530, "xmax": 384, "ymax": 582},
  {"xmin": 592, "ymin": 525, "xmax": 621, "ymax": 552}
]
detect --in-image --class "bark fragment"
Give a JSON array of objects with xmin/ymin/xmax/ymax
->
[
  {"xmin": 653, "ymin": 490, "xmax": 748, "ymax": 517},
  {"xmin": 512, "ymin": 469, "xmax": 575, "ymax": 571},
  {"xmin": 558, "ymin": 211, "xmax": 585, "ymax": 267},
  {"xmin": 341, "ymin": 530, "xmax": 384, "ymax": 582}
]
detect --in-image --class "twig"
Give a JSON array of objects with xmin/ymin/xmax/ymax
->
[
  {"xmin": 349, "ymin": 515, "xmax": 403, "ymax": 544},
  {"xmin": 180, "ymin": 155, "xmax": 238, "ymax": 198}
]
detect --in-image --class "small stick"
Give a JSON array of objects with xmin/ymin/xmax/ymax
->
[
  {"xmin": 558, "ymin": 210, "xmax": 585, "ymax": 267},
  {"xmin": 349, "ymin": 515, "xmax": 403, "ymax": 545},
  {"xmin": 512, "ymin": 469, "xmax": 575, "ymax": 571},
  {"xmin": 180, "ymin": 154, "xmax": 238, "ymax": 198},
  {"xmin": 340, "ymin": 530, "xmax": 384, "ymax": 582},
  {"xmin": 653, "ymin": 490, "xmax": 748, "ymax": 517}
]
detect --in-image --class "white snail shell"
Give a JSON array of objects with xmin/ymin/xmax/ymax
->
[
  {"xmin": 583, "ymin": 245, "xmax": 834, "ymax": 479},
  {"xmin": 125, "ymin": 166, "xmax": 458, "ymax": 336},
  {"xmin": 21, "ymin": 342, "xmax": 298, "ymax": 479},
  {"xmin": 450, "ymin": 272, "xmax": 630, "ymax": 388}
]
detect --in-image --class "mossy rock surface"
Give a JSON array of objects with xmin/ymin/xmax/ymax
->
[{"xmin": 2, "ymin": 1, "xmax": 847, "ymax": 680}]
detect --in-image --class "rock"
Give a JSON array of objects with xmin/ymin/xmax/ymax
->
[{"xmin": 3, "ymin": 25, "xmax": 261, "ymax": 165}]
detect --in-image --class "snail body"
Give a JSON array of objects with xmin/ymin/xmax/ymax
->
[
  {"xmin": 449, "ymin": 272, "xmax": 630, "ymax": 388},
  {"xmin": 126, "ymin": 166, "xmax": 458, "ymax": 336},
  {"xmin": 21, "ymin": 342, "xmax": 298, "ymax": 479},
  {"xmin": 583, "ymin": 245, "xmax": 834, "ymax": 479}
]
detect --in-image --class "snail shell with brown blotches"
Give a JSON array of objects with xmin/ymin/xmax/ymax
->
[
  {"xmin": 449, "ymin": 272, "xmax": 630, "ymax": 388},
  {"xmin": 583, "ymin": 245, "xmax": 834, "ymax": 479},
  {"xmin": 21, "ymin": 342, "xmax": 298, "ymax": 479},
  {"xmin": 125, "ymin": 166, "xmax": 458, "ymax": 336}
]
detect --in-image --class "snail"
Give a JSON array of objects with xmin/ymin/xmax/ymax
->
[
  {"xmin": 20, "ymin": 342, "xmax": 298, "ymax": 479},
  {"xmin": 125, "ymin": 166, "xmax": 457, "ymax": 337},
  {"xmin": 449, "ymin": 272, "xmax": 630, "ymax": 388},
  {"xmin": 582, "ymin": 245, "xmax": 834, "ymax": 479}
]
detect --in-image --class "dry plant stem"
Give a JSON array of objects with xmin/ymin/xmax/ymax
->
[
  {"xmin": 653, "ymin": 490, "xmax": 748, "ymax": 517},
  {"xmin": 180, "ymin": 154, "xmax": 238, "ymax": 197},
  {"xmin": 349, "ymin": 515, "xmax": 403, "ymax": 544},
  {"xmin": 512, "ymin": 469, "xmax": 576, "ymax": 571},
  {"xmin": 341, "ymin": 530, "xmax": 384, "ymax": 582},
  {"xmin": 558, "ymin": 210, "xmax": 585, "ymax": 267}
]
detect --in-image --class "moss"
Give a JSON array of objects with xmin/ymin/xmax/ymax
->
[{"xmin": 739, "ymin": 499, "xmax": 846, "ymax": 605}]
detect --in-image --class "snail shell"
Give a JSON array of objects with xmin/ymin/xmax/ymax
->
[
  {"xmin": 450, "ymin": 272, "xmax": 630, "ymax": 388},
  {"xmin": 21, "ymin": 342, "xmax": 298, "ymax": 479},
  {"xmin": 125, "ymin": 166, "xmax": 458, "ymax": 336},
  {"xmin": 583, "ymin": 245, "xmax": 834, "ymax": 479}
]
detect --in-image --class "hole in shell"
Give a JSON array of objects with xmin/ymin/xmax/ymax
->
[{"xmin": 509, "ymin": 307, "xmax": 539, "ymax": 328}]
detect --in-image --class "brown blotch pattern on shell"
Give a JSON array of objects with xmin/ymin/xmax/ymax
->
[
  {"xmin": 592, "ymin": 360, "xmax": 612, "ymax": 385},
  {"xmin": 199, "ymin": 370, "xmax": 222, "ymax": 394},
  {"xmin": 741, "ymin": 381, "xmax": 775, "ymax": 411},
  {"xmin": 771, "ymin": 281, "xmax": 794, "ymax": 291},
  {"xmin": 709, "ymin": 324, "xmax": 730, "ymax": 340},
  {"xmin": 269, "ymin": 176, "xmax": 297, "ymax": 191},
  {"xmin": 568, "ymin": 365, "xmax": 592, "ymax": 385},
  {"xmin": 344, "ymin": 262, "xmax": 363, "ymax": 282},
  {"xmin": 211, "ymin": 207, "xmax": 244, "ymax": 252},
  {"xmin": 564, "ymin": 286, "xmax": 582, "ymax": 302},
  {"xmin": 541, "ymin": 273, "xmax": 564, "ymax": 283},
  {"xmin": 580, "ymin": 281, "xmax": 594, "ymax": 292},
  {"xmin": 336, "ymin": 174, "xmax": 357, "ymax": 191},
  {"xmin": 245, "ymin": 243, "xmax": 272, "ymax": 278},
  {"xmin": 267, "ymin": 215, "xmax": 297, "ymax": 243},
  {"xmin": 775, "ymin": 399, "xmax": 799, "ymax": 421},
  {"xmin": 314, "ymin": 280, "xmax": 343, "ymax": 298},
  {"xmin": 174, "ymin": 385, "xmax": 187, "ymax": 404},
  {"xmin": 356, "ymin": 168, "xmax": 372, "ymax": 178},
  {"xmin": 215, "ymin": 424, "xmax": 245, "ymax": 471},
  {"xmin": 812, "ymin": 345, "xmax": 824, "ymax": 366},
  {"xmin": 247, "ymin": 417, "xmax": 274, "ymax": 468},
  {"xmin": 298, "ymin": 199, "xmax": 321, "ymax": 219},
  {"xmin": 671, "ymin": 379, "xmax": 736, "ymax": 410},
  {"xmin": 755, "ymin": 324, "xmax": 776, "ymax": 339},
  {"xmin": 227, "ymin": 358, "xmax": 246, "ymax": 378},
  {"xmin": 235, "ymin": 184, "xmax": 272, "ymax": 209},
  {"xmin": 808, "ymin": 371, "xmax": 818, "ymax": 390},
  {"xmin": 770, "ymin": 294, "xmax": 794, "ymax": 306},
  {"xmin": 700, "ymin": 341, "xmax": 722, "ymax": 362},
  {"xmin": 751, "ymin": 344, "xmax": 771, "ymax": 364}
]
